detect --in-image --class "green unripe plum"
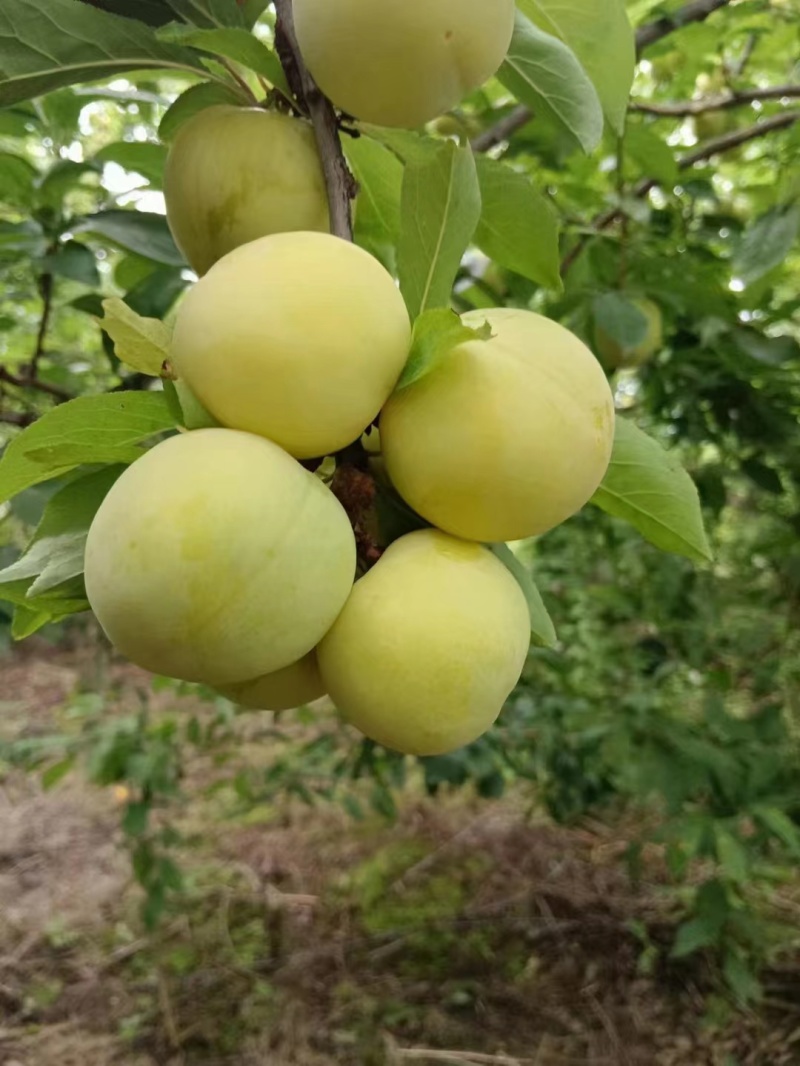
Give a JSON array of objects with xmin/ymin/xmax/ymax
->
[
  {"xmin": 84, "ymin": 429, "xmax": 356, "ymax": 685},
  {"xmin": 595, "ymin": 297, "xmax": 663, "ymax": 370},
  {"xmin": 380, "ymin": 309, "xmax": 615, "ymax": 543},
  {"xmin": 163, "ymin": 106, "xmax": 329, "ymax": 276},
  {"xmin": 293, "ymin": 0, "xmax": 516, "ymax": 129},
  {"xmin": 215, "ymin": 652, "xmax": 325, "ymax": 711},
  {"xmin": 318, "ymin": 529, "xmax": 530, "ymax": 756},
  {"xmin": 170, "ymin": 232, "xmax": 411, "ymax": 460}
]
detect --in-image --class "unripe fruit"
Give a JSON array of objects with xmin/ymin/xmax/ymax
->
[
  {"xmin": 84, "ymin": 429, "xmax": 356, "ymax": 685},
  {"xmin": 381, "ymin": 309, "xmax": 615, "ymax": 543},
  {"xmin": 595, "ymin": 297, "xmax": 663, "ymax": 370},
  {"xmin": 294, "ymin": 0, "xmax": 516, "ymax": 129},
  {"xmin": 170, "ymin": 233, "xmax": 411, "ymax": 459},
  {"xmin": 215, "ymin": 652, "xmax": 325, "ymax": 711},
  {"xmin": 163, "ymin": 106, "xmax": 329, "ymax": 276},
  {"xmin": 318, "ymin": 529, "xmax": 530, "ymax": 756}
]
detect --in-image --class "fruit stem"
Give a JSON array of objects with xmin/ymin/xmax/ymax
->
[{"xmin": 273, "ymin": 0, "xmax": 357, "ymax": 241}]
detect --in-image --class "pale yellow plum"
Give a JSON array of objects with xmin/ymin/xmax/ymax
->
[
  {"xmin": 170, "ymin": 233, "xmax": 411, "ymax": 459},
  {"xmin": 595, "ymin": 297, "xmax": 663, "ymax": 370},
  {"xmin": 317, "ymin": 529, "xmax": 530, "ymax": 756},
  {"xmin": 215, "ymin": 652, "xmax": 325, "ymax": 711},
  {"xmin": 380, "ymin": 309, "xmax": 615, "ymax": 543},
  {"xmin": 84, "ymin": 429, "xmax": 356, "ymax": 685},
  {"xmin": 294, "ymin": 0, "xmax": 516, "ymax": 129},
  {"xmin": 163, "ymin": 106, "xmax": 329, "ymax": 276}
]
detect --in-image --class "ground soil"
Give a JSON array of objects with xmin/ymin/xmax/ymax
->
[{"xmin": 0, "ymin": 639, "xmax": 798, "ymax": 1066}]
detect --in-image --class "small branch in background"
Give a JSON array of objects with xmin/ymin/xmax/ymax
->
[
  {"xmin": 560, "ymin": 110, "xmax": 800, "ymax": 274},
  {"xmin": 726, "ymin": 31, "xmax": 757, "ymax": 83},
  {"xmin": 631, "ymin": 84, "xmax": 800, "ymax": 117},
  {"xmin": 30, "ymin": 267, "xmax": 54, "ymax": 378},
  {"xmin": 472, "ymin": 0, "xmax": 733, "ymax": 153},
  {"xmin": 471, "ymin": 104, "xmax": 532, "ymax": 153},
  {"xmin": 0, "ymin": 410, "xmax": 35, "ymax": 428},
  {"xmin": 219, "ymin": 56, "xmax": 258, "ymax": 104},
  {"xmin": 273, "ymin": 0, "xmax": 356, "ymax": 240},
  {"xmin": 635, "ymin": 0, "xmax": 732, "ymax": 52},
  {"xmin": 0, "ymin": 365, "xmax": 71, "ymax": 402}
]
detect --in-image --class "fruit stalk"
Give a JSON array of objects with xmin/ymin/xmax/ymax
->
[{"xmin": 273, "ymin": 0, "xmax": 356, "ymax": 241}]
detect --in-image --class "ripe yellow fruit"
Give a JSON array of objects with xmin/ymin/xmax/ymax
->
[
  {"xmin": 318, "ymin": 529, "xmax": 530, "ymax": 756},
  {"xmin": 170, "ymin": 233, "xmax": 411, "ymax": 459},
  {"xmin": 293, "ymin": 0, "xmax": 516, "ymax": 129},
  {"xmin": 595, "ymin": 297, "xmax": 663, "ymax": 370},
  {"xmin": 381, "ymin": 309, "xmax": 615, "ymax": 543},
  {"xmin": 163, "ymin": 106, "xmax": 329, "ymax": 276},
  {"xmin": 215, "ymin": 652, "xmax": 325, "ymax": 711},
  {"xmin": 84, "ymin": 429, "xmax": 356, "ymax": 685}
]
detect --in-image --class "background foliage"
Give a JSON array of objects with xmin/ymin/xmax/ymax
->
[{"xmin": 0, "ymin": 0, "xmax": 799, "ymax": 1038}]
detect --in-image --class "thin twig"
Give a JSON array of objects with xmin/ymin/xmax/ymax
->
[
  {"xmin": 472, "ymin": 0, "xmax": 734, "ymax": 152},
  {"xmin": 631, "ymin": 84, "xmax": 800, "ymax": 117},
  {"xmin": 273, "ymin": 0, "xmax": 355, "ymax": 240},
  {"xmin": 30, "ymin": 269, "xmax": 54, "ymax": 377},
  {"xmin": 0, "ymin": 411, "xmax": 34, "ymax": 427},
  {"xmin": 0, "ymin": 365, "xmax": 71, "ymax": 402},
  {"xmin": 560, "ymin": 110, "xmax": 800, "ymax": 274}
]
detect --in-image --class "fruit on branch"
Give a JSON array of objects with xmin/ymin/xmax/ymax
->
[
  {"xmin": 170, "ymin": 232, "xmax": 411, "ymax": 459},
  {"xmin": 215, "ymin": 651, "xmax": 326, "ymax": 711},
  {"xmin": 293, "ymin": 0, "xmax": 516, "ymax": 129},
  {"xmin": 380, "ymin": 309, "xmax": 615, "ymax": 543},
  {"xmin": 84, "ymin": 429, "xmax": 356, "ymax": 685},
  {"xmin": 163, "ymin": 106, "xmax": 329, "ymax": 276},
  {"xmin": 595, "ymin": 297, "xmax": 663, "ymax": 370},
  {"xmin": 318, "ymin": 529, "xmax": 530, "ymax": 756}
]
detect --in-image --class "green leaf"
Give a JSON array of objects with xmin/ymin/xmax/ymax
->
[
  {"xmin": 165, "ymin": 0, "xmax": 245, "ymax": 28},
  {"xmin": 625, "ymin": 124, "xmax": 679, "ymax": 186},
  {"xmin": 733, "ymin": 205, "xmax": 800, "ymax": 285},
  {"xmin": 474, "ymin": 156, "xmax": 561, "ymax": 290},
  {"xmin": 37, "ymin": 160, "xmax": 100, "ymax": 208},
  {"xmin": 72, "ymin": 209, "xmax": 184, "ymax": 266},
  {"xmin": 345, "ymin": 133, "xmax": 404, "ymax": 248},
  {"xmin": 752, "ymin": 807, "xmax": 800, "ymax": 855},
  {"xmin": 397, "ymin": 141, "xmax": 481, "ymax": 320},
  {"xmin": 0, "ymin": 0, "xmax": 212, "ymax": 107},
  {"xmin": 42, "ymin": 756, "xmax": 76, "ymax": 790},
  {"xmin": 723, "ymin": 951, "xmax": 762, "ymax": 1005},
  {"xmin": 517, "ymin": 0, "xmax": 635, "ymax": 136},
  {"xmin": 591, "ymin": 419, "xmax": 713, "ymax": 565},
  {"xmin": 593, "ymin": 293, "xmax": 649, "ymax": 349},
  {"xmin": 490, "ymin": 543, "xmax": 557, "ymax": 649},
  {"xmin": 43, "ymin": 240, "xmax": 100, "ymax": 287},
  {"xmin": 94, "ymin": 141, "xmax": 167, "ymax": 185},
  {"xmin": 498, "ymin": 12, "xmax": 603, "ymax": 154},
  {"xmin": 0, "ymin": 219, "xmax": 46, "ymax": 259},
  {"xmin": 178, "ymin": 28, "xmax": 289, "ymax": 93},
  {"xmin": 173, "ymin": 379, "xmax": 220, "ymax": 429},
  {"xmin": 0, "ymin": 393, "xmax": 176, "ymax": 505},
  {"xmin": 124, "ymin": 267, "xmax": 188, "ymax": 319},
  {"xmin": 715, "ymin": 827, "xmax": 749, "ymax": 884},
  {"xmin": 100, "ymin": 297, "xmax": 172, "ymax": 376},
  {"xmin": 0, "ymin": 151, "xmax": 37, "ymax": 206},
  {"xmin": 397, "ymin": 308, "xmax": 492, "ymax": 390},
  {"xmin": 671, "ymin": 914, "xmax": 722, "ymax": 958},
  {"xmin": 158, "ymin": 80, "xmax": 245, "ymax": 141}
]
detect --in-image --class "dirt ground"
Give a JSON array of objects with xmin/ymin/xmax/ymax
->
[{"xmin": 0, "ymin": 638, "xmax": 799, "ymax": 1066}]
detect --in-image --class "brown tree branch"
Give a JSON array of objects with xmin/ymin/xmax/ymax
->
[
  {"xmin": 471, "ymin": 0, "xmax": 733, "ymax": 152},
  {"xmin": 273, "ymin": 0, "xmax": 355, "ymax": 240},
  {"xmin": 560, "ymin": 111, "xmax": 800, "ymax": 274},
  {"xmin": 0, "ymin": 409, "xmax": 34, "ymax": 427},
  {"xmin": 30, "ymin": 267, "xmax": 54, "ymax": 378},
  {"xmin": 0, "ymin": 365, "xmax": 71, "ymax": 402},
  {"xmin": 631, "ymin": 84, "xmax": 800, "ymax": 117}
]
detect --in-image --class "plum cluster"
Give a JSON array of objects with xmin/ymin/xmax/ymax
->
[{"xmin": 84, "ymin": 1, "xmax": 615, "ymax": 756}]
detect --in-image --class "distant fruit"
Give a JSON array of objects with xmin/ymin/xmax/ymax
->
[
  {"xmin": 318, "ymin": 529, "xmax": 530, "ymax": 756},
  {"xmin": 293, "ymin": 0, "xmax": 516, "ymax": 128},
  {"xmin": 380, "ymin": 308, "xmax": 615, "ymax": 543},
  {"xmin": 595, "ymin": 297, "xmax": 663, "ymax": 369},
  {"xmin": 164, "ymin": 106, "xmax": 329, "ymax": 275},
  {"xmin": 84, "ymin": 429, "xmax": 356, "ymax": 685},
  {"xmin": 216, "ymin": 652, "xmax": 326, "ymax": 711},
  {"xmin": 170, "ymin": 232, "xmax": 411, "ymax": 459}
]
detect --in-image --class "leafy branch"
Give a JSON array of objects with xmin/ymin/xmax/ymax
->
[
  {"xmin": 273, "ymin": 0, "xmax": 356, "ymax": 241},
  {"xmin": 561, "ymin": 110, "xmax": 800, "ymax": 274},
  {"xmin": 0, "ymin": 365, "xmax": 71, "ymax": 402},
  {"xmin": 472, "ymin": 0, "xmax": 734, "ymax": 153}
]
